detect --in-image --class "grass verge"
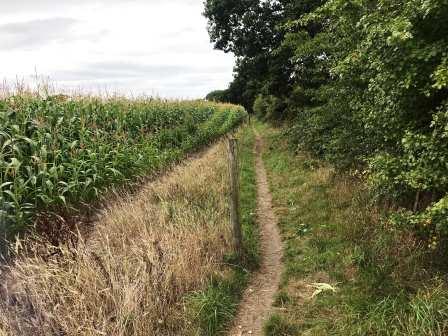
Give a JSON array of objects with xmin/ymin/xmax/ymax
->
[
  {"xmin": 187, "ymin": 124, "xmax": 260, "ymax": 335},
  {"xmin": 261, "ymin": 125, "xmax": 448, "ymax": 335}
]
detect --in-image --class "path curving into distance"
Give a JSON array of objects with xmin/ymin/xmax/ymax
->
[{"xmin": 228, "ymin": 132, "xmax": 284, "ymax": 336}]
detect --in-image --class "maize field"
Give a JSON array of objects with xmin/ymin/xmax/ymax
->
[{"xmin": 0, "ymin": 93, "xmax": 246, "ymax": 238}]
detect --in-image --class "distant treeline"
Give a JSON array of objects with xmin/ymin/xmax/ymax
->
[{"xmin": 205, "ymin": 0, "xmax": 448, "ymax": 246}]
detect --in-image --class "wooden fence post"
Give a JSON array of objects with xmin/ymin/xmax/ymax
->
[{"xmin": 228, "ymin": 137, "xmax": 242, "ymax": 258}]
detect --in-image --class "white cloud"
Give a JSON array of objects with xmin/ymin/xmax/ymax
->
[
  {"xmin": 0, "ymin": 0, "xmax": 234, "ymax": 98},
  {"xmin": 0, "ymin": 18, "xmax": 79, "ymax": 49}
]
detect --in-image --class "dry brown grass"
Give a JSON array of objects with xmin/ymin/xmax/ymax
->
[{"xmin": 0, "ymin": 141, "xmax": 233, "ymax": 336}]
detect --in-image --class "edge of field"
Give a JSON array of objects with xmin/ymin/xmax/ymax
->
[
  {"xmin": 0, "ymin": 97, "xmax": 247, "ymax": 251},
  {"xmin": 0, "ymin": 124, "xmax": 260, "ymax": 336}
]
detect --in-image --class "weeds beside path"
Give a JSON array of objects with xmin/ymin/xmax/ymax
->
[
  {"xmin": 228, "ymin": 128, "xmax": 283, "ymax": 336},
  {"xmin": 262, "ymin": 125, "xmax": 448, "ymax": 335}
]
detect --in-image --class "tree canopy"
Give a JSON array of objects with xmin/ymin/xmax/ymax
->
[{"xmin": 204, "ymin": 0, "xmax": 448, "ymax": 245}]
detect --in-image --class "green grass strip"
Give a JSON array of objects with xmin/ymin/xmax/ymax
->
[{"xmin": 188, "ymin": 123, "xmax": 260, "ymax": 335}]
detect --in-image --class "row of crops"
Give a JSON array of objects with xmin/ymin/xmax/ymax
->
[{"xmin": 0, "ymin": 94, "xmax": 247, "ymax": 238}]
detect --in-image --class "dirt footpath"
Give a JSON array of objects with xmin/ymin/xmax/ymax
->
[{"xmin": 228, "ymin": 133, "xmax": 283, "ymax": 336}]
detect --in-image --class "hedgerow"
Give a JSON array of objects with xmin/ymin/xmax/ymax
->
[{"xmin": 204, "ymin": 0, "xmax": 448, "ymax": 249}]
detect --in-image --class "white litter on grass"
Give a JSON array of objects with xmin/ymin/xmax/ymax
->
[{"xmin": 309, "ymin": 282, "xmax": 338, "ymax": 298}]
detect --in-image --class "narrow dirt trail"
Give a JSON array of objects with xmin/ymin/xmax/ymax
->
[{"xmin": 228, "ymin": 133, "xmax": 283, "ymax": 336}]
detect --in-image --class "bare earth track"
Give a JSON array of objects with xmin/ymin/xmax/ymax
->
[{"xmin": 228, "ymin": 133, "xmax": 284, "ymax": 336}]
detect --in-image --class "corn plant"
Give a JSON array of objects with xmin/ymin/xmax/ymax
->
[{"xmin": 0, "ymin": 94, "xmax": 247, "ymax": 238}]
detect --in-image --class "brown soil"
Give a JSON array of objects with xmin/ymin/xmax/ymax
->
[{"xmin": 228, "ymin": 133, "xmax": 284, "ymax": 336}]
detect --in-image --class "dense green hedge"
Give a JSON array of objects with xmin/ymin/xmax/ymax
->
[
  {"xmin": 205, "ymin": 0, "xmax": 448, "ymax": 249},
  {"xmin": 291, "ymin": 0, "xmax": 448, "ymax": 248},
  {"xmin": 0, "ymin": 94, "xmax": 246, "ymax": 237}
]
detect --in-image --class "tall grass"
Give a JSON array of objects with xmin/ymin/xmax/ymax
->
[
  {"xmin": 0, "ymin": 92, "xmax": 246, "ymax": 239},
  {"xmin": 186, "ymin": 125, "xmax": 260, "ymax": 335},
  {"xmin": 0, "ymin": 140, "xmax": 235, "ymax": 336},
  {"xmin": 261, "ymin": 125, "xmax": 448, "ymax": 336}
]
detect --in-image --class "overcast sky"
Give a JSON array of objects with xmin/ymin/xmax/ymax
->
[{"xmin": 0, "ymin": 0, "xmax": 235, "ymax": 98}]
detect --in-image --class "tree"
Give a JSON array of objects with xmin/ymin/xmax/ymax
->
[
  {"xmin": 204, "ymin": 0, "xmax": 448, "ymax": 244},
  {"xmin": 205, "ymin": 90, "xmax": 228, "ymax": 102},
  {"xmin": 204, "ymin": 0, "xmax": 325, "ymax": 116},
  {"xmin": 204, "ymin": 0, "xmax": 283, "ymax": 58}
]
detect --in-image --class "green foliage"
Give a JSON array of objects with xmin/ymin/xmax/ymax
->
[
  {"xmin": 203, "ymin": 0, "xmax": 305, "ymax": 113},
  {"xmin": 253, "ymin": 94, "xmax": 285, "ymax": 120},
  {"xmin": 343, "ymin": 286, "xmax": 448, "ymax": 336},
  {"xmin": 253, "ymin": 94, "xmax": 271, "ymax": 119},
  {"xmin": 390, "ymin": 196, "xmax": 448, "ymax": 251},
  {"xmin": 188, "ymin": 272, "xmax": 246, "ymax": 336},
  {"xmin": 188, "ymin": 125, "xmax": 259, "ymax": 335},
  {"xmin": 372, "ymin": 104, "xmax": 448, "ymax": 196},
  {"xmin": 0, "ymin": 94, "xmax": 246, "ymax": 238},
  {"xmin": 205, "ymin": 0, "xmax": 448, "ymax": 245},
  {"xmin": 264, "ymin": 314, "xmax": 297, "ymax": 336},
  {"xmin": 205, "ymin": 90, "xmax": 228, "ymax": 103},
  {"xmin": 238, "ymin": 124, "xmax": 260, "ymax": 268},
  {"xmin": 203, "ymin": 0, "xmax": 283, "ymax": 58},
  {"xmin": 262, "ymin": 126, "xmax": 448, "ymax": 335}
]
